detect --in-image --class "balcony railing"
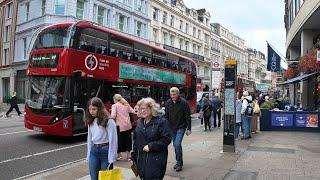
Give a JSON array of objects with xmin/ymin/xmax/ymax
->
[{"xmin": 163, "ymin": 45, "xmax": 205, "ymax": 61}]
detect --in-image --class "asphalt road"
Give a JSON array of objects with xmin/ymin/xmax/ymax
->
[{"xmin": 0, "ymin": 115, "xmax": 87, "ymax": 180}]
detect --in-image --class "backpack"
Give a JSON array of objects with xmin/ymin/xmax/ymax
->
[{"xmin": 244, "ymin": 99, "xmax": 253, "ymax": 116}]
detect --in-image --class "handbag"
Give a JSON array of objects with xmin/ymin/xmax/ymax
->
[
  {"xmin": 198, "ymin": 111, "xmax": 203, "ymax": 119},
  {"xmin": 98, "ymin": 168, "xmax": 122, "ymax": 180}
]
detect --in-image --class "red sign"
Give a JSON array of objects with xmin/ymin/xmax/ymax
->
[{"xmin": 213, "ymin": 62, "xmax": 219, "ymax": 68}]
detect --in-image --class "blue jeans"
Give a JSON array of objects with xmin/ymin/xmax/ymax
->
[
  {"xmin": 171, "ymin": 128, "xmax": 186, "ymax": 166},
  {"xmin": 241, "ymin": 115, "xmax": 251, "ymax": 139},
  {"xmin": 89, "ymin": 144, "xmax": 110, "ymax": 180},
  {"xmin": 235, "ymin": 122, "xmax": 241, "ymax": 138}
]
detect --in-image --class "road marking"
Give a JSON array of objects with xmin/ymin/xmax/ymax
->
[
  {"xmin": 0, "ymin": 143, "xmax": 87, "ymax": 164},
  {"xmin": 14, "ymin": 158, "xmax": 86, "ymax": 180},
  {"xmin": 0, "ymin": 130, "xmax": 32, "ymax": 136}
]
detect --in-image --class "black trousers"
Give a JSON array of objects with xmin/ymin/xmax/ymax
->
[
  {"xmin": 213, "ymin": 111, "xmax": 221, "ymax": 128},
  {"xmin": 6, "ymin": 105, "xmax": 22, "ymax": 116},
  {"xmin": 204, "ymin": 116, "xmax": 211, "ymax": 130},
  {"xmin": 117, "ymin": 128, "xmax": 132, "ymax": 153}
]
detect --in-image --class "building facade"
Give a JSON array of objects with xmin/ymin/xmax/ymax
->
[
  {"xmin": 247, "ymin": 48, "xmax": 267, "ymax": 83},
  {"xmin": 284, "ymin": 0, "xmax": 320, "ymax": 109},
  {"xmin": 0, "ymin": 0, "xmax": 151, "ymax": 103},
  {"xmin": 0, "ymin": 0, "xmax": 18, "ymax": 103},
  {"xmin": 150, "ymin": 0, "xmax": 212, "ymax": 88}
]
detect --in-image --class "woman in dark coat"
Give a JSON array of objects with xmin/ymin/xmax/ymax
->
[{"xmin": 131, "ymin": 97, "xmax": 171, "ymax": 180}]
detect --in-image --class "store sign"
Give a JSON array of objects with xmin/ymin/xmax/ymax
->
[
  {"xmin": 271, "ymin": 113, "xmax": 293, "ymax": 127},
  {"xmin": 296, "ymin": 114, "xmax": 319, "ymax": 128},
  {"xmin": 119, "ymin": 63, "xmax": 186, "ymax": 85}
]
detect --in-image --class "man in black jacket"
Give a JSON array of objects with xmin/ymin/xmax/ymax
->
[
  {"xmin": 5, "ymin": 92, "xmax": 22, "ymax": 117},
  {"xmin": 165, "ymin": 87, "xmax": 191, "ymax": 172}
]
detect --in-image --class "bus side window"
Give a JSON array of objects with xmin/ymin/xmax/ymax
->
[
  {"xmin": 153, "ymin": 50, "xmax": 167, "ymax": 68},
  {"xmin": 168, "ymin": 54, "xmax": 179, "ymax": 70},
  {"xmin": 110, "ymin": 36, "xmax": 133, "ymax": 60},
  {"xmin": 74, "ymin": 28, "xmax": 109, "ymax": 54},
  {"xmin": 133, "ymin": 43, "xmax": 152, "ymax": 65}
]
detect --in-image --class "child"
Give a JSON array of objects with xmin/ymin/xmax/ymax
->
[{"xmin": 85, "ymin": 97, "xmax": 118, "ymax": 180}]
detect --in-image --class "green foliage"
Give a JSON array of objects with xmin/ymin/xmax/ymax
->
[{"xmin": 260, "ymin": 101, "xmax": 274, "ymax": 109}]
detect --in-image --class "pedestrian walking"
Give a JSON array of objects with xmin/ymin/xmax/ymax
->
[
  {"xmin": 131, "ymin": 97, "xmax": 171, "ymax": 180},
  {"xmin": 85, "ymin": 97, "xmax": 118, "ymax": 180},
  {"xmin": 5, "ymin": 92, "xmax": 22, "ymax": 117},
  {"xmin": 111, "ymin": 94, "xmax": 136, "ymax": 161},
  {"xmin": 202, "ymin": 98, "xmax": 212, "ymax": 131},
  {"xmin": 250, "ymin": 100, "xmax": 261, "ymax": 133},
  {"xmin": 251, "ymin": 99, "xmax": 260, "ymax": 133},
  {"xmin": 241, "ymin": 91, "xmax": 253, "ymax": 140},
  {"xmin": 165, "ymin": 87, "xmax": 191, "ymax": 172},
  {"xmin": 211, "ymin": 93, "xmax": 223, "ymax": 128},
  {"xmin": 235, "ymin": 95, "xmax": 242, "ymax": 139}
]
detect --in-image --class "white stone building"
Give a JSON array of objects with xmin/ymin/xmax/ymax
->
[{"xmin": 150, "ymin": 0, "xmax": 212, "ymax": 88}]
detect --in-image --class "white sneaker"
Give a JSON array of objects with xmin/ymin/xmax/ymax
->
[{"xmin": 3, "ymin": 114, "xmax": 7, "ymax": 118}]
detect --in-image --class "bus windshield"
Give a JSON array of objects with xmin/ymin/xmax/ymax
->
[
  {"xmin": 32, "ymin": 27, "xmax": 69, "ymax": 50},
  {"xmin": 26, "ymin": 77, "xmax": 69, "ymax": 110}
]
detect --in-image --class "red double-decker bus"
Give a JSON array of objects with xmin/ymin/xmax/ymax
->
[{"xmin": 25, "ymin": 21, "xmax": 197, "ymax": 136}]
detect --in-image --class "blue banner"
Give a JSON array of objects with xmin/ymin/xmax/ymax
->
[
  {"xmin": 267, "ymin": 44, "xmax": 281, "ymax": 72},
  {"xmin": 271, "ymin": 113, "xmax": 293, "ymax": 127},
  {"xmin": 296, "ymin": 114, "xmax": 307, "ymax": 127}
]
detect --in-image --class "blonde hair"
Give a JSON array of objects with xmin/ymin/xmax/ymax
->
[
  {"xmin": 170, "ymin": 87, "xmax": 179, "ymax": 94},
  {"xmin": 137, "ymin": 98, "xmax": 161, "ymax": 117},
  {"xmin": 113, "ymin": 94, "xmax": 128, "ymax": 105}
]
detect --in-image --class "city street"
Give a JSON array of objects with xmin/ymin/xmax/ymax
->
[{"xmin": 0, "ymin": 115, "xmax": 87, "ymax": 180}]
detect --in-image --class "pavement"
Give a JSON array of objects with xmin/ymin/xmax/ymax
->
[
  {"xmin": 0, "ymin": 103, "xmax": 25, "ymax": 117},
  {"xmin": 2, "ymin": 107, "xmax": 320, "ymax": 180}
]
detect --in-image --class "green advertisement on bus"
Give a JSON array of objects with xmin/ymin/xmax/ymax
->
[{"xmin": 119, "ymin": 63, "xmax": 186, "ymax": 85}]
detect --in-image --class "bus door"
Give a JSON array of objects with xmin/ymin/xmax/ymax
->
[{"xmin": 71, "ymin": 73, "xmax": 103, "ymax": 134}]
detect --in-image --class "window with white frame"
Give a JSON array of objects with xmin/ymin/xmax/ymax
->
[
  {"xmin": 162, "ymin": 11, "xmax": 167, "ymax": 24},
  {"xmin": 170, "ymin": 35, "xmax": 175, "ymax": 46},
  {"xmin": 4, "ymin": 25, "xmax": 10, "ymax": 42},
  {"xmin": 204, "ymin": 48, "xmax": 209, "ymax": 57},
  {"xmin": 106, "ymin": 9, "xmax": 111, "ymax": 26},
  {"xmin": 193, "ymin": 27, "xmax": 196, "ymax": 37},
  {"xmin": 3, "ymin": 48, "xmax": 9, "ymax": 65},
  {"xmin": 76, "ymin": 0, "xmax": 84, "ymax": 19},
  {"xmin": 153, "ymin": 28, "xmax": 158, "ymax": 42},
  {"xmin": 55, "ymin": 0, "xmax": 65, "ymax": 15},
  {"xmin": 153, "ymin": 7, "xmax": 159, "ymax": 21},
  {"xmin": 41, "ymin": 0, "xmax": 46, "ymax": 15},
  {"xmin": 136, "ymin": 21, "xmax": 142, "ymax": 37},
  {"xmin": 198, "ymin": 29, "xmax": 201, "ymax": 39},
  {"xmin": 185, "ymin": 41, "xmax": 189, "ymax": 51},
  {"xmin": 179, "ymin": 38, "xmax": 183, "ymax": 50},
  {"xmin": 163, "ymin": 32, "xmax": 168, "ymax": 45},
  {"xmin": 6, "ymin": 3, "xmax": 12, "ymax": 19},
  {"xmin": 193, "ymin": 44, "xmax": 196, "ymax": 53},
  {"xmin": 198, "ymin": 45, "xmax": 201, "ymax": 55},
  {"xmin": 170, "ymin": 15, "xmax": 174, "ymax": 27},
  {"xmin": 119, "ymin": 14, "xmax": 125, "ymax": 32},
  {"xmin": 23, "ymin": 38, "xmax": 27, "ymax": 59},
  {"xmin": 179, "ymin": 20, "xmax": 183, "ymax": 31},
  {"xmin": 185, "ymin": 23, "xmax": 189, "ymax": 33},
  {"xmin": 26, "ymin": 2, "xmax": 30, "ymax": 21},
  {"xmin": 97, "ymin": 6, "xmax": 105, "ymax": 25},
  {"xmin": 135, "ymin": 0, "xmax": 143, "ymax": 12}
]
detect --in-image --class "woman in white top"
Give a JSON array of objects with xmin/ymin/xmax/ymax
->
[{"xmin": 85, "ymin": 97, "xmax": 118, "ymax": 180}]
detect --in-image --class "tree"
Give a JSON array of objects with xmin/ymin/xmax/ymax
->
[
  {"xmin": 284, "ymin": 67, "xmax": 298, "ymax": 79},
  {"xmin": 298, "ymin": 49, "xmax": 320, "ymax": 74}
]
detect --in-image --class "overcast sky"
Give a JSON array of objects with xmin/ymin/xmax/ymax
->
[{"xmin": 184, "ymin": 0, "xmax": 286, "ymax": 58}]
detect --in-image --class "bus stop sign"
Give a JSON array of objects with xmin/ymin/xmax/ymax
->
[{"xmin": 223, "ymin": 59, "xmax": 237, "ymax": 152}]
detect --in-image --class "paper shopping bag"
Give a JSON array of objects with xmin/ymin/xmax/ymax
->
[{"xmin": 98, "ymin": 168, "xmax": 122, "ymax": 180}]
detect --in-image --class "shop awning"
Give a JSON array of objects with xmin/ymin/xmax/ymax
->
[{"xmin": 278, "ymin": 72, "xmax": 318, "ymax": 85}]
